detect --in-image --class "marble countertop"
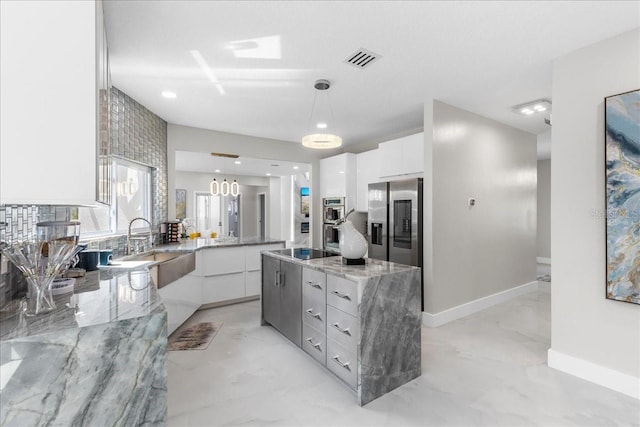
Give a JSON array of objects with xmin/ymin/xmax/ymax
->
[
  {"xmin": 262, "ymin": 250, "xmax": 420, "ymax": 283},
  {"xmin": 151, "ymin": 236, "xmax": 285, "ymax": 252},
  {"xmin": 0, "ymin": 268, "xmax": 163, "ymax": 342}
]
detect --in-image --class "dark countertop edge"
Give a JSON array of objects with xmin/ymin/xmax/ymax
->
[{"xmin": 261, "ymin": 250, "xmax": 421, "ymax": 281}]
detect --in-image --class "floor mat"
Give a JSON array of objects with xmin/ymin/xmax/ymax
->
[{"xmin": 168, "ymin": 322, "xmax": 223, "ymax": 351}]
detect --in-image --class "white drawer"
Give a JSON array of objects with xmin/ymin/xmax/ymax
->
[
  {"xmin": 326, "ymin": 275, "xmax": 358, "ymax": 316},
  {"xmin": 327, "ymin": 338, "xmax": 358, "ymax": 390},
  {"xmin": 245, "ymin": 270, "xmax": 261, "ymax": 296},
  {"xmin": 201, "ymin": 272, "xmax": 244, "ymax": 304},
  {"xmin": 197, "ymin": 247, "xmax": 245, "ymax": 276},
  {"xmin": 302, "ymin": 323, "xmax": 326, "ymax": 366},
  {"xmin": 327, "ymin": 305, "xmax": 359, "ymax": 352}
]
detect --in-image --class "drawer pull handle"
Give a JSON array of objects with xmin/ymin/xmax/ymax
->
[
  {"xmin": 306, "ymin": 281, "xmax": 322, "ymax": 290},
  {"xmin": 331, "ymin": 323, "xmax": 351, "ymax": 336},
  {"xmin": 305, "ymin": 337, "xmax": 322, "ymax": 351},
  {"xmin": 332, "ymin": 356, "xmax": 351, "ymax": 371},
  {"xmin": 331, "ymin": 290, "xmax": 351, "ymax": 301},
  {"xmin": 305, "ymin": 309, "xmax": 322, "ymax": 320}
]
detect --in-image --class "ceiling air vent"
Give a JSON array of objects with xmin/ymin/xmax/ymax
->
[{"xmin": 344, "ymin": 48, "xmax": 381, "ymax": 69}]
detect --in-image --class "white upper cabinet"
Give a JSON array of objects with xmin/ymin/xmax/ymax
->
[
  {"xmin": 1, "ymin": 1, "xmax": 97, "ymax": 206},
  {"xmin": 378, "ymin": 132, "xmax": 424, "ymax": 179},
  {"xmin": 319, "ymin": 153, "xmax": 357, "ymax": 212},
  {"xmin": 356, "ymin": 149, "xmax": 380, "ymax": 212}
]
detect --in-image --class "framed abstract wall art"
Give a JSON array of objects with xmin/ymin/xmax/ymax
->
[
  {"xmin": 605, "ymin": 88, "xmax": 640, "ymax": 305},
  {"xmin": 176, "ymin": 189, "xmax": 187, "ymax": 220}
]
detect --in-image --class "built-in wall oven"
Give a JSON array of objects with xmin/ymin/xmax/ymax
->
[{"xmin": 322, "ymin": 197, "xmax": 344, "ymax": 253}]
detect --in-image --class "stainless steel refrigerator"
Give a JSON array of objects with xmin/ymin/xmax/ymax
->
[{"xmin": 368, "ymin": 178, "xmax": 423, "ymax": 308}]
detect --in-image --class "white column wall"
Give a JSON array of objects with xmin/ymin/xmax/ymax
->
[{"xmin": 550, "ymin": 28, "xmax": 640, "ymax": 396}]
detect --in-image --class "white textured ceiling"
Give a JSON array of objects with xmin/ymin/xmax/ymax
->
[
  {"xmin": 103, "ymin": 1, "xmax": 639, "ymax": 151},
  {"xmin": 175, "ymin": 151, "xmax": 310, "ymax": 177}
]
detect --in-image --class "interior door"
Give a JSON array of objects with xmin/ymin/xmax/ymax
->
[{"xmin": 258, "ymin": 193, "xmax": 266, "ymax": 238}]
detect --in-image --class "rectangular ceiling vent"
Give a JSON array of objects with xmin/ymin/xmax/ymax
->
[{"xmin": 344, "ymin": 48, "xmax": 381, "ymax": 69}]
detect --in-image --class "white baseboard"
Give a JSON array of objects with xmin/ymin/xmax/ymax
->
[
  {"xmin": 422, "ymin": 281, "xmax": 539, "ymax": 327},
  {"xmin": 537, "ymin": 257, "xmax": 551, "ymax": 265},
  {"xmin": 548, "ymin": 349, "xmax": 639, "ymax": 399}
]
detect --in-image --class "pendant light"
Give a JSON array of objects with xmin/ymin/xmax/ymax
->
[
  {"xmin": 302, "ymin": 79, "xmax": 342, "ymax": 149},
  {"xmin": 210, "ymin": 178, "xmax": 219, "ymax": 196},
  {"xmin": 230, "ymin": 179, "xmax": 239, "ymax": 197},
  {"xmin": 221, "ymin": 179, "xmax": 230, "ymax": 196}
]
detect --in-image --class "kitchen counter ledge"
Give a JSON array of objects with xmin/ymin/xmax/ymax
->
[{"xmin": 0, "ymin": 268, "xmax": 167, "ymax": 426}]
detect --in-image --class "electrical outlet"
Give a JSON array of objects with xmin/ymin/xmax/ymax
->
[{"xmin": 468, "ymin": 198, "xmax": 476, "ymax": 207}]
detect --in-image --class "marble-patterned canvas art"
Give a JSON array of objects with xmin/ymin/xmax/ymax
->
[{"xmin": 605, "ymin": 89, "xmax": 640, "ymax": 305}]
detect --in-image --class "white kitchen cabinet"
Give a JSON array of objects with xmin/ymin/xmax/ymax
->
[
  {"xmin": 320, "ymin": 153, "xmax": 357, "ymax": 212},
  {"xmin": 158, "ymin": 273, "xmax": 201, "ymax": 335},
  {"xmin": 356, "ymin": 149, "xmax": 380, "ymax": 212},
  {"xmin": 193, "ymin": 243, "xmax": 286, "ymax": 306},
  {"xmin": 0, "ymin": 1, "xmax": 98, "ymax": 206},
  {"xmin": 378, "ymin": 132, "xmax": 424, "ymax": 179},
  {"xmin": 201, "ymin": 273, "xmax": 245, "ymax": 305}
]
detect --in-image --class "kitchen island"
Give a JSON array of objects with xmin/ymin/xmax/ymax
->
[
  {"xmin": 0, "ymin": 268, "xmax": 166, "ymax": 426},
  {"xmin": 261, "ymin": 249, "xmax": 422, "ymax": 406}
]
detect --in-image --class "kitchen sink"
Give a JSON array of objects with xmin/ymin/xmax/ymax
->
[{"xmin": 109, "ymin": 250, "xmax": 196, "ymax": 289}]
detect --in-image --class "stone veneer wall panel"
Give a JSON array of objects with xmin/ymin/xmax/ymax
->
[{"xmin": 110, "ymin": 86, "xmax": 168, "ymax": 226}]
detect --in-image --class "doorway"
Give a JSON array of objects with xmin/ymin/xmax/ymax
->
[{"xmin": 258, "ymin": 192, "xmax": 266, "ymax": 239}]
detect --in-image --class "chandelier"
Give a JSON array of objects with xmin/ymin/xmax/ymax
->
[{"xmin": 302, "ymin": 79, "xmax": 342, "ymax": 149}]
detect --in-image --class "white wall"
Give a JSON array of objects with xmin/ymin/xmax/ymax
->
[
  {"xmin": 175, "ymin": 170, "xmax": 268, "ymax": 238},
  {"xmin": 537, "ymin": 159, "xmax": 551, "ymax": 260},
  {"xmin": 424, "ymin": 100, "xmax": 537, "ymax": 315},
  {"xmin": 550, "ymin": 28, "xmax": 640, "ymax": 397},
  {"xmin": 168, "ymin": 124, "xmax": 335, "ymax": 246}
]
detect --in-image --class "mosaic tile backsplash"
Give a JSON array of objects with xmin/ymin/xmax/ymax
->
[{"xmin": 0, "ymin": 87, "xmax": 168, "ymax": 307}]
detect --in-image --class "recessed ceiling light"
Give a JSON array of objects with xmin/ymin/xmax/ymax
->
[
  {"xmin": 513, "ymin": 99, "xmax": 551, "ymax": 116},
  {"xmin": 266, "ymin": 173, "xmax": 272, "ymax": 176},
  {"xmin": 214, "ymin": 169, "xmax": 220, "ymax": 173},
  {"xmin": 293, "ymin": 166, "xmax": 299, "ymax": 170},
  {"xmin": 161, "ymin": 90, "xmax": 177, "ymax": 99},
  {"xmin": 316, "ymin": 123, "xmax": 327, "ymax": 129},
  {"xmin": 339, "ymin": 171, "xmax": 345, "ymax": 174},
  {"xmin": 234, "ymin": 160, "xmax": 241, "ymax": 165}
]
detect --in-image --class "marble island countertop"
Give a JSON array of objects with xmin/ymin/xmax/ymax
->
[{"xmin": 263, "ymin": 250, "xmax": 420, "ymax": 281}]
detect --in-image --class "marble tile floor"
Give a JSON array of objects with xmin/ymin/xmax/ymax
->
[{"xmin": 167, "ymin": 284, "xmax": 639, "ymax": 427}]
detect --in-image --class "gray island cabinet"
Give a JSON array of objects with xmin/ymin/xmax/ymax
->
[{"xmin": 261, "ymin": 251, "xmax": 422, "ymax": 406}]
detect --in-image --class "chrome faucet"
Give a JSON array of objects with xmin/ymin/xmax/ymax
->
[{"xmin": 127, "ymin": 217, "xmax": 153, "ymax": 255}]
